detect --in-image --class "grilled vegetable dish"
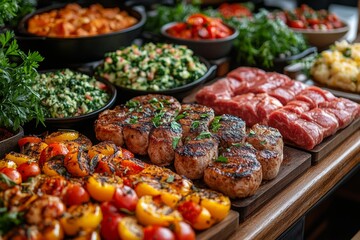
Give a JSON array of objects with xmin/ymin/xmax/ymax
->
[
  {"xmin": 34, "ymin": 69, "xmax": 110, "ymax": 118},
  {"xmin": 27, "ymin": 3, "xmax": 138, "ymax": 37},
  {"xmin": 166, "ymin": 13, "xmax": 234, "ymax": 40},
  {"xmin": 0, "ymin": 130, "xmax": 231, "ymax": 238},
  {"xmin": 283, "ymin": 4, "xmax": 345, "ymax": 30},
  {"xmin": 96, "ymin": 43, "xmax": 207, "ymax": 91}
]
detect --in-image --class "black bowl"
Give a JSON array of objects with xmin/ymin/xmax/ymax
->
[
  {"xmin": 161, "ymin": 22, "xmax": 239, "ymax": 60},
  {"xmin": 16, "ymin": 2, "xmax": 146, "ymax": 65},
  {"xmin": 102, "ymin": 57, "xmax": 217, "ymax": 103},
  {"xmin": 40, "ymin": 72, "xmax": 117, "ymax": 129}
]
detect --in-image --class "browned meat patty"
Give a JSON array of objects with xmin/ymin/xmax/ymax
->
[
  {"xmin": 148, "ymin": 122, "xmax": 183, "ymax": 166},
  {"xmin": 204, "ymin": 144, "xmax": 262, "ymax": 198},
  {"xmin": 210, "ymin": 114, "xmax": 246, "ymax": 148},
  {"xmin": 246, "ymin": 124, "xmax": 283, "ymax": 180},
  {"xmin": 174, "ymin": 136, "xmax": 218, "ymax": 180},
  {"xmin": 95, "ymin": 105, "xmax": 129, "ymax": 146}
]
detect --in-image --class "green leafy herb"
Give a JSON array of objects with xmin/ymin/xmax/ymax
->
[
  {"xmin": 0, "ymin": 0, "xmax": 35, "ymax": 27},
  {"xmin": 152, "ymin": 111, "xmax": 165, "ymax": 127},
  {"xmin": 129, "ymin": 116, "xmax": 138, "ymax": 124},
  {"xmin": 0, "ymin": 207, "xmax": 24, "ymax": 235},
  {"xmin": 149, "ymin": 98, "xmax": 159, "ymax": 103},
  {"xmin": 0, "ymin": 173, "xmax": 16, "ymax": 188},
  {"xmin": 260, "ymin": 140, "xmax": 267, "ymax": 145},
  {"xmin": 175, "ymin": 112, "xmax": 188, "ymax": 121},
  {"xmin": 170, "ymin": 121, "xmax": 181, "ymax": 132},
  {"xmin": 200, "ymin": 113, "xmax": 209, "ymax": 119},
  {"xmin": 343, "ymin": 48, "xmax": 351, "ymax": 58},
  {"xmin": 126, "ymin": 100, "xmax": 140, "ymax": 109},
  {"xmin": 190, "ymin": 121, "xmax": 200, "ymax": 130},
  {"xmin": 166, "ymin": 175, "xmax": 175, "ymax": 183},
  {"xmin": 215, "ymin": 156, "xmax": 228, "ymax": 163},
  {"xmin": 210, "ymin": 116, "xmax": 222, "ymax": 132},
  {"xmin": 0, "ymin": 31, "xmax": 44, "ymax": 131},
  {"xmin": 227, "ymin": 9, "xmax": 308, "ymax": 68},
  {"xmin": 248, "ymin": 130, "xmax": 256, "ymax": 137},
  {"xmin": 172, "ymin": 136, "xmax": 180, "ymax": 149},
  {"xmin": 195, "ymin": 131, "xmax": 212, "ymax": 140}
]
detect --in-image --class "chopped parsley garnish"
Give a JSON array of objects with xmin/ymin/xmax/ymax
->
[
  {"xmin": 172, "ymin": 136, "xmax": 180, "ymax": 149},
  {"xmin": 0, "ymin": 173, "xmax": 16, "ymax": 187},
  {"xmin": 166, "ymin": 175, "xmax": 175, "ymax": 183},
  {"xmin": 126, "ymin": 100, "xmax": 140, "ymax": 108},
  {"xmin": 170, "ymin": 121, "xmax": 182, "ymax": 132},
  {"xmin": 152, "ymin": 111, "xmax": 165, "ymax": 127},
  {"xmin": 231, "ymin": 143, "xmax": 242, "ymax": 147},
  {"xmin": 210, "ymin": 116, "xmax": 222, "ymax": 132},
  {"xmin": 129, "ymin": 115, "xmax": 138, "ymax": 124},
  {"xmin": 149, "ymin": 98, "xmax": 159, "ymax": 103},
  {"xmin": 195, "ymin": 131, "xmax": 212, "ymax": 140},
  {"xmin": 200, "ymin": 113, "xmax": 209, "ymax": 119},
  {"xmin": 215, "ymin": 156, "xmax": 228, "ymax": 163},
  {"xmin": 260, "ymin": 140, "xmax": 267, "ymax": 145},
  {"xmin": 249, "ymin": 130, "xmax": 256, "ymax": 137},
  {"xmin": 190, "ymin": 121, "xmax": 200, "ymax": 130},
  {"xmin": 175, "ymin": 111, "xmax": 188, "ymax": 121}
]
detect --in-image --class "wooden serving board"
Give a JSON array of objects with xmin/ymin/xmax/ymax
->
[
  {"xmin": 286, "ymin": 117, "xmax": 360, "ymax": 164},
  {"xmin": 197, "ymin": 210, "xmax": 239, "ymax": 240},
  {"xmin": 231, "ymin": 146, "xmax": 311, "ymax": 222}
]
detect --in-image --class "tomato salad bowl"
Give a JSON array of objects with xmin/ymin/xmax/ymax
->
[{"xmin": 161, "ymin": 13, "xmax": 239, "ymax": 59}]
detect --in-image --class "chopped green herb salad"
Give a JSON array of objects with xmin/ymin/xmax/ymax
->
[
  {"xmin": 96, "ymin": 43, "xmax": 207, "ymax": 91},
  {"xmin": 33, "ymin": 69, "xmax": 110, "ymax": 118}
]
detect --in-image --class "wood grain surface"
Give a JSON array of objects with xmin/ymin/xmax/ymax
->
[
  {"xmin": 231, "ymin": 146, "xmax": 311, "ymax": 221},
  {"xmin": 229, "ymin": 130, "xmax": 360, "ymax": 240},
  {"xmin": 287, "ymin": 117, "xmax": 360, "ymax": 164},
  {"xmin": 197, "ymin": 211, "xmax": 239, "ymax": 240}
]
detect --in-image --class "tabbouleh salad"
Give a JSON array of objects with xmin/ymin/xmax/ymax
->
[
  {"xmin": 96, "ymin": 43, "xmax": 207, "ymax": 91},
  {"xmin": 34, "ymin": 69, "xmax": 110, "ymax": 118}
]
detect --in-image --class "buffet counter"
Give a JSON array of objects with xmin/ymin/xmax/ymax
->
[{"xmin": 230, "ymin": 130, "xmax": 360, "ymax": 239}]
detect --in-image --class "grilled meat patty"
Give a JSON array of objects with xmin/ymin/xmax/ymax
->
[
  {"xmin": 210, "ymin": 114, "xmax": 246, "ymax": 148},
  {"xmin": 204, "ymin": 144, "xmax": 262, "ymax": 198},
  {"xmin": 246, "ymin": 124, "xmax": 283, "ymax": 180}
]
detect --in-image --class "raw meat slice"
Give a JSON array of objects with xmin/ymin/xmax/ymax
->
[
  {"xmin": 268, "ymin": 87, "xmax": 296, "ymax": 105},
  {"xmin": 319, "ymin": 98, "xmax": 360, "ymax": 119},
  {"xmin": 256, "ymin": 94, "xmax": 283, "ymax": 124},
  {"xmin": 227, "ymin": 67, "xmax": 266, "ymax": 82},
  {"xmin": 289, "ymin": 119, "xmax": 324, "ymax": 150},
  {"xmin": 300, "ymin": 108, "xmax": 339, "ymax": 137},
  {"xmin": 268, "ymin": 109, "xmax": 299, "ymax": 137},
  {"xmin": 295, "ymin": 88, "xmax": 327, "ymax": 109},
  {"xmin": 321, "ymin": 108, "xmax": 352, "ymax": 129},
  {"xmin": 306, "ymin": 86, "xmax": 336, "ymax": 101},
  {"xmin": 196, "ymin": 78, "xmax": 233, "ymax": 106}
]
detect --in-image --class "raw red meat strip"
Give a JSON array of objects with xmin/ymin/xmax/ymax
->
[
  {"xmin": 256, "ymin": 94, "xmax": 283, "ymax": 125},
  {"xmin": 196, "ymin": 78, "xmax": 233, "ymax": 106},
  {"xmin": 268, "ymin": 87, "xmax": 296, "ymax": 105},
  {"xmin": 300, "ymin": 108, "xmax": 339, "ymax": 137},
  {"xmin": 321, "ymin": 108, "xmax": 352, "ymax": 129},
  {"xmin": 295, "ymin": 88, "xmax": 327, "ymax": 109},
  {"xmin": 289, "ymin": 119, "xmax": 324, "ymax": 150},
  {"xmin": 227, "ymin": 67, "xmax": 266, "ymax": 82}
]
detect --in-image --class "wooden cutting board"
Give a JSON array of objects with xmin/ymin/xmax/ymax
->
[
  {"xmin": 286, "ymin": 117, "xmax": 360, "ymax": 164},
  {"xmin": 231, "ymin": 146, "xmax": 311, "ymax": 222},
  {"xmin": 197, "ymin": 210, "xmax": 239, "ymax": 240}
]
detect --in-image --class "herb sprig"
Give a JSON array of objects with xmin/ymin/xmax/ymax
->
[{"xmin": 0, "ymin": 31, "xmax": 44, "ymax": 131}]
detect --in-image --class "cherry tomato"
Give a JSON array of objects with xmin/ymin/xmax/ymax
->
[
  {"xmin": 17, "ymin": 162, "xmax": 41, "ymax": 181},
  {"xmin": 173, "ymin": 222, "xmax": 196, "ymax": 240},
  {"xmin": 94, "ymin": 156, "xmax": 115, "ymax": 175},
  {"xmin": 113, "ymin": 185, "xmax": 138, "ymax": 212},
  {"xmin": 0, "ymin": 167, "xmax": 22, "ymax": 189},
  {"xmin": 288, "ymin": 19, "xmax": 305, "ymax": 29},
  {"xmin": 63, "ymin": 184, "xmax": 90, "ymax": 206},
  {"xmin": 100, "ymin": 201, "xmax": 119, "ymax": 216},
  {"xmin": 18, "ymin": 136, "xmax": 42, "ymax": 148},
  {"xmin": 39, "ymin": 142, "xmax": 69, "ymax": 167},
  {"xmin": 100, "ymin": 213, "xmax": 123, "ymax": 240},
  {"xmin": 143, "ymin": 226, "xmax": 175, "ymax": 240},
  {"xmin": 177, "ymin": 201, "xmax": 201, "ymax": 224},
  {"xmin": 39, "ymin": 176, "xmax": 68, "ymax": 196}
]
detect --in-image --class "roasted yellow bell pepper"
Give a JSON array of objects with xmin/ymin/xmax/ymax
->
[
  {"xmin": 136, "ymin": 196, "xmax": 182, "ymax": 227},
  {"xmin": 60, "ymin": 203, "xmax": 102, "ymax": 236},
  {"xmin": 118, "ymin": 217, "xmax": 143, "ymax": 240},
  {"xmin": 5, "ymin": 152, "xmax": 35, "ymax": 166},
  {"xmin": 45, "ymin": 131, "xmax": 79, "ymax": 144},
  {"xmin": 85, "ymin": 173, "xmax": 122, "ymax": 202}
]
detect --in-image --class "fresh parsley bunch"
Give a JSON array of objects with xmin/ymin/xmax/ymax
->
[
  {"xmin": 0, "ymin": 0, "xmax": 36, "ymax": 27},
  {"xmin": 0, "ymin": 31, "xmax": 44, "ymax": 131}
]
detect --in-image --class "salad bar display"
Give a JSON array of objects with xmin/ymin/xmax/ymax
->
[{"xmin": 0, "ymin": 1, "xmax": 359, "ymax": 239}]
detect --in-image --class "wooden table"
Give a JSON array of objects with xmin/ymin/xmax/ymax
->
[{"xmin": 229, "ymin": 130, "xmax": 360, "ymax": 240}]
